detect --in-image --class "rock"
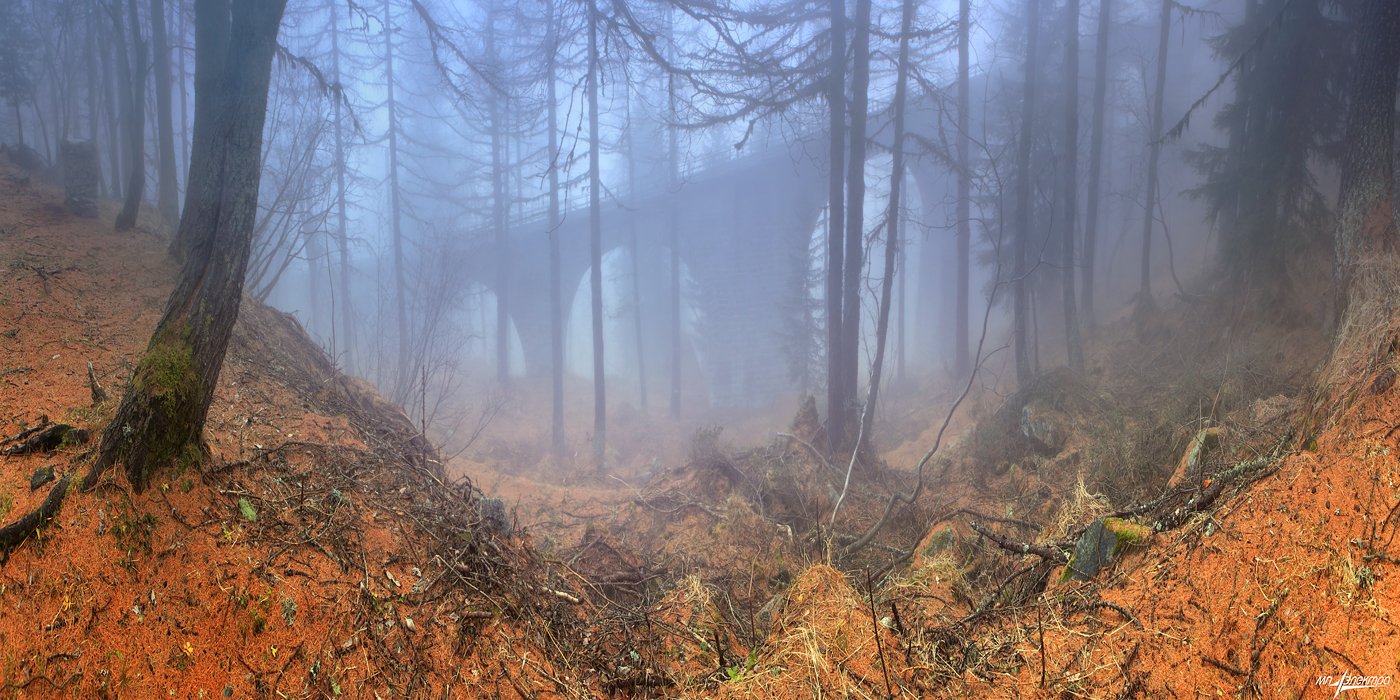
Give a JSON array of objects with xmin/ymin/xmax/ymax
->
[
  {"xmin": 1168, "ymin": 426, "xmax": 1222, "ymax": 489},
  {"xmin": 60, "ymin": 140, "xmax": 100, "ymax": 218},
  {"xmin": 1061, "ymin": 517, "xmax": 1151, "ymax": 582},
  {"xmin": 1020, "ymin": 401, "xmax": 1068, "ymax": 454}
]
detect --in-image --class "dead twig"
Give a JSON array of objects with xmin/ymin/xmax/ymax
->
[{"xmin": 968, "ymin": 521, "xmax": 1071, "ymax": 562}]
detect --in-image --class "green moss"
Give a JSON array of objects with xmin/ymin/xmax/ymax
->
[
  {"xmin": 1101, "ymin": 517, "xmax": 1151, "ymax": 548},
  {"xmin": 134, "ymin": 331, "xmax": 198, "ymax": 409}
]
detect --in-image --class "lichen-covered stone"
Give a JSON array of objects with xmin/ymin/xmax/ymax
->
[{"xmin": 1061, "ymin": 516, "xmax": 1152, "ymax": 581}]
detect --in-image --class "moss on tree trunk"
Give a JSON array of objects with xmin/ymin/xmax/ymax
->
[{"xmin": 84, "ymin": 0, "xmax": 289, "ymax": 494}]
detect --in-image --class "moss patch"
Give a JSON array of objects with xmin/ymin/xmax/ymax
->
[{"xmin": 134, "ymin": 330, "xmax": 199, "ymax": 409}]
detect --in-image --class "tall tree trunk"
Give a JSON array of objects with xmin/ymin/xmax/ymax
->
[
  {"xmin": 85, "ymin": 0, "xmax": 289, "ymax": 494},
  {"xmin": 114, "ymin": 0, "xmax": 147, "ymax": 231},
  {"xmin": 177, "ymin": 0, "xmax": 190, "ymax": 180},
  {"xmin": 1013, "ymin": 0, "xmax": 1041, "ymax": 386},
  {"xmin": 101, "ymin": 29, "xmax": 124, "ymax": 200},
  {"xmin": 1139, "ymin": 0, "xmax": 1171, "ymax": 307},
  {"xmin": 306, "ymin": 223, "xmax": 325, "ymax": 340},
  {"xmin": 1081, "ymin": 0, "xmax": 1111, "ymax": 326},
  {"xmin": 667, "ymin": 12, "xmax": 682, "ymax": 421},
  {"xmin": 824, "ymin": 0, "xmax": 847, "ymax": 449},
  {"xmin": 1328, "ymin": 0, "xmax": 1400, "ymax": 378},
  {"xmin": 1060, "ymin": 0, "xmax": 1084, "ymax": 371},
  {"xmin": 546, "ymin": 0, "xmax": 565, "ymax": 453},
  {"xmin": 955, "ymin": 0, "xmax": 972, "ymax": 376},
  {"xmin": 625, "ymin": 91, "xmax": 648, "ymax": 410},
  {"xmin": 383, "ymin": 0, "xmax": 411, "ymax": 401},
  {"xmin": 840, "ymin": 0, "xmax": 872, "ymax": 438},
  {"xmin": 588, "ymin": 0, "xmax": 607, "ymax": 468},
  {"xmin": 84, "ymin": 17, "xmax": 104, "ymax": 195},
  {"xmin": 856, "ymin": 0, "xmax": 914, "ymax": 453},
  {"xmin": 329, "ymin": 0, "xmax": 355, "ymax": 371},
  {"xmin": 486, "ymin": 14, "xmax": 511, "ymax": 385},
  {"xmin": 150, "ymin": 0, "xmax": 179, "ymax": 229}
]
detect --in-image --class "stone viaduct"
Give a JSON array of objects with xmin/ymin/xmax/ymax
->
[{"xmin": 458, "ymin": 97, "xmax": 955, "ymax": 408}]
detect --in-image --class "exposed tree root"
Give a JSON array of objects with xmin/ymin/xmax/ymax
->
[{"xmin": 0, "ymin": 474, "xmax": 72, "ymax": 562}]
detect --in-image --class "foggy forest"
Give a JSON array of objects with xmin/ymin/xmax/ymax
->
[{"xmin": 0, "ymin": 0, "xmax": 1398, "ymax": 695}]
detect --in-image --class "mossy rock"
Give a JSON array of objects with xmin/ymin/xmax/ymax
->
[
  {"xmin": 921, "ymin": 526, "xmax": 957, "ymax": 558},
  {"xmin": 1061, "ymin": 517, "xmax": 1152, "ymax": 582}
]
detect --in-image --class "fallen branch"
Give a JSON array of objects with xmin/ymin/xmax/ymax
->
[{"xmin": 968, "ymin": 521, "xmax": 1070, "ymax": 563}]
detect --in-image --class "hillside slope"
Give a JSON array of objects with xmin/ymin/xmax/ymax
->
[{"xmin": 0, "ymin": 159, "xmax": 589, "ymax": 697}]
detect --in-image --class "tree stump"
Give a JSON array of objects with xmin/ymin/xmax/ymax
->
[{"xmin": 60, "ymin": 140, "xmax": 100, "ymax": 218}]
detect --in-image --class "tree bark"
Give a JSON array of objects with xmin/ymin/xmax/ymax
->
[
  {"xmin": 150, "ymin": 0, "xmax": 180, "ymax": 229},
  {"xmin": 1013, "ymin": 0, "xmax": 1041, "ymax": 386},
  {"xmin": 824, "ymin": 0, "xmax": 847, "ymax": 449},
  {"xmin": 85, "ymin": 0, "xmax": 289, "ymax": 494},
  {"xmin": 113, "ymin": 0, "xmax": 147, "ymax": 232},
  {"xmin": 588, "ymin": 0, "xmax": 607, "ymax": 468},
  {"xmin": 955, "ymin": 0, "xmax": 972, "ymax": 376},
  {"xmin": 1139, "ymin": 0, "xmax": 1171, "ymax": 307},
  {"xmin": 1060, "ymin": 0, "xmax": 1084, "ymax": 371},
  {"xmin": 1329, "ymin": 0, "xmax": 1400, "ymax": 370},
  {"xmin": 1081, "ymin": 0, "xmax": 1110, "ymax": 326}
]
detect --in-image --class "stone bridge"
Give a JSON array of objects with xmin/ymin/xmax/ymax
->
[{"xmin": 461, "ymin": 97, "xmax": 955, "ymax": 408}]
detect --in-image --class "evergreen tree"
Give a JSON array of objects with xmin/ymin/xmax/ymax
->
[
  {"xmin": 0, "ymin": 0, "xmax": 37, "ymax": 145},
  {"xmin": 1187, "ymin": 0, "xmax": 1351, "ymax": 299}
]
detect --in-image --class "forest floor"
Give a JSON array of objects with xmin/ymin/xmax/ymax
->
[{"xmin": 1, "ymin": 155, "xmax": 1398, "ymax": 698}]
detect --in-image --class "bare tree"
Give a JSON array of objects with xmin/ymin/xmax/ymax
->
[
  {"xmin": 855, "ymin": 0, "xmax": 915, "ymax": 453},
  {"xmin": 383, "ymin": 0, "xmax": 412, "ymax": 402},
  {"xmin": 1059, "ymin": 0, "xmax": 1083, "ymax": 371},
  {"xmin": 112, "ymin": 0, "xmax": 147, "ymax": 231},
  {"xmin": 838, "ymin": 0, "xmax": 872, "ymax": 453},
  {"xmin": 824, "ymin": 0, "xmax": 848, "ymax": 448},
  {"xmin": 954, "ymin": 0, "xmax": 972, "ymax": 376},
  {"xmin": 1081, "ymin": 0, "xmax": 1111, "ymax": 325},
  {"xmin": 1138, "ymin": 0, "xmax": 1171, "ymax": 308},
  {"xmin": 1013, "ymin": 0, "xmax": 1041, "ymax": 385},
  {"xmin": 546, "ymin": 0, "xmax": 566, "ymax": 454},
  {"xmin": 588, "ymin": 0, "xmax": 606, "ymax": 468},
  {"xmin": 86, "ymin": 0, "xmax": 289, "ymax": 493}
]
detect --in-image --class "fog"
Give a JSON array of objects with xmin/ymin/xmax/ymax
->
[{"xmin": 2, "ymin": 0, "xmax": 1336, "ymax": 465}]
